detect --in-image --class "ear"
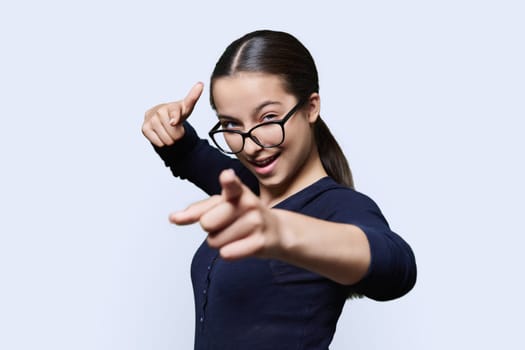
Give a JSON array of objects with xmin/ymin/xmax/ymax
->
[{"xmin": 306, "ymin": 93, "xmax": 321, "ymax": 124}]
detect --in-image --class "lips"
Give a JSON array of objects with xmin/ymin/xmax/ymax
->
[{"xmin": 250, "ymin": 154, "xmax": 280, "ymax": 167}]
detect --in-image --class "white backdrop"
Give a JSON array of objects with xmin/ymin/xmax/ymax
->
[{"xmin": 1, "ymin": 1, "xmax": 524, "ymax": 349}]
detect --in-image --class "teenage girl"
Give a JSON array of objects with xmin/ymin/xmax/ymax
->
[{"xmin": 142, "ymin": 30, "xmax": 416, "ymax": 349}]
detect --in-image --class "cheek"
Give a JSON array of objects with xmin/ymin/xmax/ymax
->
[{"xmin": 283, "ymin": 122, "xmax": 315, "ymax": 152}]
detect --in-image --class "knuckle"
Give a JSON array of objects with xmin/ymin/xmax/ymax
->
[
  {"xmin": 210, "ymin": 194, "xmax": 222, "ymax": 202},
  {"xmin": 144, "ymin": 104, "xmax": 164, "ymax": 119},
  {"xmin": 245, "ymin": 210, "xmax": 264, "ymax": 229},
  {"xmin": 149, "ymin": 115, "xmax": 162, "ymax": 128},
  {"xmin": 242, "ymin": 195, "xmax": 259, "ymax": 210},
  {"xmin": 200, "ymin": 217, "xmax": 213, "ymax": 232},
  {"xmin": 144, "ymin": 109, "xmax": 153, "ymax": 121},
  {"xmin": 141, "ymin": 124, "xmax": 148, "ymax": 135},
  {"xmin": 168, "ymin": 105, "xmax": 182, "ymax": 120}
]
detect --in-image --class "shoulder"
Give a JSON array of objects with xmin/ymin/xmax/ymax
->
[
  {"xmin": 277, "ymin": 177, "xmax": 388, "ymax": 227},
  {"xmin": 314, "ymin": 178, "xmax": 378, "ymax": 208}
]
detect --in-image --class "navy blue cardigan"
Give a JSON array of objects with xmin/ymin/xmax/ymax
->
[{"xmin": 154, "ymin": 123, "xmax": 416, "ymax": 349}]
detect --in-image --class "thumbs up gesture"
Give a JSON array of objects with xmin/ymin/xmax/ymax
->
[
  {"xmin": 142, "ymin": 82, "xmax": 204, "ymax": 147},
  {"xmin": 170, "ymin": 169, "xmax": 284, "ymax": 260}
]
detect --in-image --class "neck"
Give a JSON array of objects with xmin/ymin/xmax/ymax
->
[{"xmin": 259, "ymin": 151, "xmax": 327, "ymax": 208}]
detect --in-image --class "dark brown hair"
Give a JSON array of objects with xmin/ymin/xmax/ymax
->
[{"xmin": 210, "ymin": 30, "xmax": 354, "ymax": 188}]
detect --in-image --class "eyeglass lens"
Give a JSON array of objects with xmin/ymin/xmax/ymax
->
[{"xmin": 214, "ymin": 123, "xmax": 284, "ymax": 153}]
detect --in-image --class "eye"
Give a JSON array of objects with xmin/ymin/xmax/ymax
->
[
  {"xmin": 262, "ymin": 114, "xmax": 278, "ymax": 122},
  {"xmin": 220, "ymin": 120, "xmax": 240, "ymax": 129}
]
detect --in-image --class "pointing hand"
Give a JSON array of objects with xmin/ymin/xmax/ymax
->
[
  {"xmin": 142, "ymin": 82, "xmax": 204, "ymax": 147},
  {"xmin": 170, "ymin": 169, "xmax": 284, "ymax": 260}
]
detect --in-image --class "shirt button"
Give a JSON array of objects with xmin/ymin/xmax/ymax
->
[
  {"xmin": 203, "ymin": 289, "xmax": 207, "ymax": 294},
  {"xmin": 207, "ymin": 265, "xmax": 211, "ymax": 270},
  {"xmin": 199, "ymin": 317, "xmax": 204, "ymax": 323}
]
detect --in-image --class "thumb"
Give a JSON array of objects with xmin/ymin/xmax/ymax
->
[
  {"xmin": 180, "ymin": 82, "xmax": 204, "ymax": 118},
  {"xmin": 220, "ymin": 169, "xmax": 244, "ymax": 202}
]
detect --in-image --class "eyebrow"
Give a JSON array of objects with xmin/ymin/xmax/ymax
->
[{"xmin": 217, "ymin": 100, "xmax": 283, "ymax": 120}]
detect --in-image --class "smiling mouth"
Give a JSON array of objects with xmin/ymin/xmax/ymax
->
[{"xmin": 249, "ymin": 153, "xmax": 280, "ymax": 168}]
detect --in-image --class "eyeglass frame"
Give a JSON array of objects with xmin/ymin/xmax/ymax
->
[{"xmin": 208, "ymin": 98, "xmax": 306, "ymax": 155}]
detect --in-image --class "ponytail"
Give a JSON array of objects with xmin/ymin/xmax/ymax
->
[{"xmin": 314, "ymin": 117, "xmax": 354, "ymax": 189}]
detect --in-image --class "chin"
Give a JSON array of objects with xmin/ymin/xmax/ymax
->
[{"xmin": 257, "ymin": 173, "xmax": 291, "ymax": 192}]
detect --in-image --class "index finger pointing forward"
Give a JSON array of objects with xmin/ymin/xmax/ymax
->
[{"xmin": 220, "ymin": 169, "xmax": 244, "ymax": 202}]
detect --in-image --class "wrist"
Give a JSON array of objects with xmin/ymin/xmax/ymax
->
[{"xmin": 269, "ymin": 209, "xmax": 301, "ymax": 261}]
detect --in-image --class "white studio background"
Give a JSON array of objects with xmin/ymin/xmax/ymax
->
[{"xmin": 0, "ymin": 1, "xmax": 523, "ymax": 349}]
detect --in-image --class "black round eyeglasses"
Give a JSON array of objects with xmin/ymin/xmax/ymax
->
[{"xmin": 208, "ymin": 100, "xmax": 305, "ymax": 154}]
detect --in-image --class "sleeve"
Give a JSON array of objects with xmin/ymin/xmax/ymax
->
[
  {"xmin": 152, "ymin": 122, "xmax": 259, "ymax": 196},
  {"xmin": 353, "ymin": 223, "xmax": 417, "ymax": 301},
  {"xmin": 325, "ymin": 190, "xmax": 417, "ymax": 301}
]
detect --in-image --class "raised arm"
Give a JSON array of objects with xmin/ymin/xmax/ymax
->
[
  {"xmin": 275, "ymin": 195, "xmax": 417, "ymax": 301},
  {"xmin": 153, "ymin": 122, "xmax": 258, "ymax": 195},
  {"xmin": 142, "ymin": 83, "xmax": 258, "ymax": 195},
  {"xmin": 171, "ymin": 169, "xmax": 416, "ymax": 301}
]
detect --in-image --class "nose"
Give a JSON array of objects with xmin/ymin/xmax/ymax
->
[{"xmin": 242, "ymin": 136, "xmax": 263, "ymax": 155}]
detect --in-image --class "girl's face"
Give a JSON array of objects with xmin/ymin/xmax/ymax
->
[{"xmin": 212, "ymin": 73, "xmax": 325, "ymax": 203}]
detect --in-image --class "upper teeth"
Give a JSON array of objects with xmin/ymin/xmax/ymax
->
[{"xmin": 255, "ymin": 156, "xmax": 275, "ymax": 166}]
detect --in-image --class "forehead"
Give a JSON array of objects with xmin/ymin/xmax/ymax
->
[{"xmin": 212, "ymin": 73, "xmax": 294, "ymax": 114}]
